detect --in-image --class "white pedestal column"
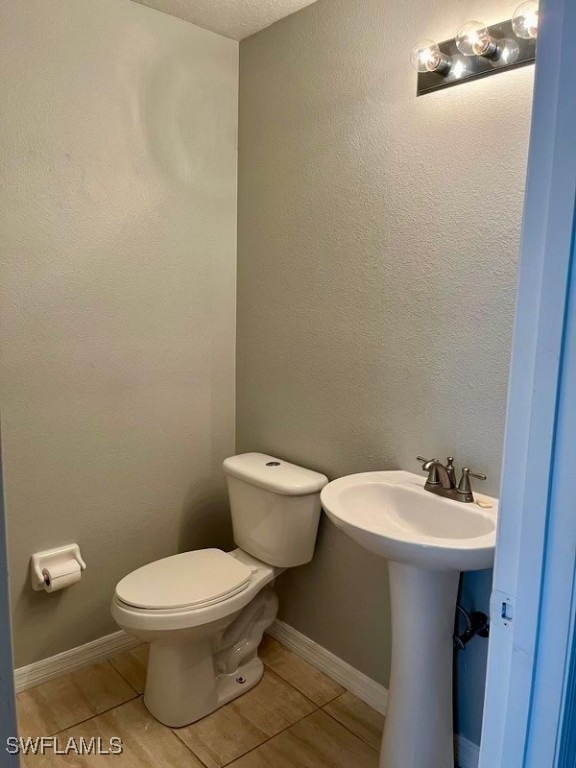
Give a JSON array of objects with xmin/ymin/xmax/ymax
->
[{"xmin": 380, "ymin": 562, "xmax": 460, "ymax": 768}]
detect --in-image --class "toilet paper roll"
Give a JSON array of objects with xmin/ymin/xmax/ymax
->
[{"xmin": 42, "ymin": 560, "xmax": 81, "ymax": 593}]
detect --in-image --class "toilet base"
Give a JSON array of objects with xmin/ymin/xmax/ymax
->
[
  {"xmin": 214, "ymin": 656, "xmax": 264, "ymax": 708},
  {"xmin": 143, "ymin": 586, "xmax": 278, "ymax": 727},
  {"xmin": 144, "ymin": 649, "xmax": 265, "ymax": 727}
]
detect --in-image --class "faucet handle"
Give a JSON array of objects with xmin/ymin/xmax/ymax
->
[
  {"xmin": 457, "ymin": 467, "xmax": 487, "ymax": 500},
  {"xmin": 468, "ymin": 468, "xmax": 487, "ymax": 481},
  {"xmin": 446, "ymin": 457, "xmax": 457, "ymax": 486},
  {"xmin": 416, "ymin": 456, "xmax": 441, "ymax": 486}
]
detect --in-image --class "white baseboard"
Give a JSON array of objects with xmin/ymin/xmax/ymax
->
[
  {"xmin": 267, "ymin": 618, "xmax": 389, "ymax": 715},
  {"xmin": 267, "ymin": 619, "xmax": 479, "ymax": 768},
  {"xmin": 14, "ymin": 630, "xmax": 139, "ymax": 693}
]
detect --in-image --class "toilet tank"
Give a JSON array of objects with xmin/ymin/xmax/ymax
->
[{"xmin": 223, "ymin": 453, "xmax": 329, "ymax": 568}]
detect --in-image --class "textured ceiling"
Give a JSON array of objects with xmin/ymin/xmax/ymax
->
[{"xmin": 130, "ymin": 0, "xmax": 320, "ymax": 40}]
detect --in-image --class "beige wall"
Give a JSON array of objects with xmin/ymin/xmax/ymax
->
[
  {"xmin": 0, "ymin": 0, "xmax": 238, "ymax": 667},
  {"xmin": 238, "ymin": 0, "xmax": 534, "ymax": 744}
]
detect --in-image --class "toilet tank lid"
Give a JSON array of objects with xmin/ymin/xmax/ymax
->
[{"xmin": 223, "ymin": 453, "xmax": 328, "ymax": 496}]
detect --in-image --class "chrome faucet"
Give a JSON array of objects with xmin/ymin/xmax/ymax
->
[{"xmin": 416, "ymin": 456, "xmax": 487, "ymax": 503}]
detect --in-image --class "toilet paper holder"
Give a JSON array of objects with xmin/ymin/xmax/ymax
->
[{"xmin": 30, "ymin": 544, "xmax": 87, "ymax": 591}]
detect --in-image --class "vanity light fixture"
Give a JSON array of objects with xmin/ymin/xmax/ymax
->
[
  {"xmin": 410, "ymin": 40, "xmax": 452, "ymax": 75},
  {"xmin": 512, "ymin": 0, "xmax": 539, "ymax": 39},
  {"xmin": 412, "ymin": 3, "xmax": 538, "ymax": 96},
  {"xmin": 456, "ymin": 20, "xmax": 502, "ymax": 59}
]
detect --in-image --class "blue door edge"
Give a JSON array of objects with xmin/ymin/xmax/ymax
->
[{"xmin": 479, "ymin": 0, "xmax": 576, "ymax": 764}]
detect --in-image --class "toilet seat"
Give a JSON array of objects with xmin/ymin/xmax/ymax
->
[{"xmin": 115, "ymin": 549, "xmax": 254, "ymax": 611}]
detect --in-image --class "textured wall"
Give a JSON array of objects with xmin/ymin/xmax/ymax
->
[
  {"xmin": 238, "ymin": 0, "xmax": 533, "ymax": 745},
  {"xmin": 0, "ymin": 0, "xmax": 238, "ymax": 666}
]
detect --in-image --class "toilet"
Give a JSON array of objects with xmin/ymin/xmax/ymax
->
[{"xmin": 111, "ymin": 452, "xmax": 328, "ymax": 728}]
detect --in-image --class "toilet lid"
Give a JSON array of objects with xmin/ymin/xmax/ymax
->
[{"xmin": 115, "ymin": 549, "xmax": 254, "ymax": 610}]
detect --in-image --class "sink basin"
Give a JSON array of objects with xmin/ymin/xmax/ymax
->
[
  {"xmin": 320, "ymin": 469, "xmax": 497, "ymax": 571},
  {"xmin": 320, "ymin": 469, "xmax": 498, "ymax": 768}
]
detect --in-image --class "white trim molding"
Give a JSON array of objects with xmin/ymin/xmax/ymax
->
[
  {"xmin": 14, "ymin": 630, "xmax": 139, "ymax": 693},
  {"xmin": 268, "ymin": 619, "xmax": 479, "ymax": 768},
  {"xmin": 267, "ymin": 618, "xmax": 388, "ymax": 715}
]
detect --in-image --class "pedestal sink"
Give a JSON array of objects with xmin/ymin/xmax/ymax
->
[{"xmin": 320, "ymin": 470, "xmax": 497, "ymax": 768}]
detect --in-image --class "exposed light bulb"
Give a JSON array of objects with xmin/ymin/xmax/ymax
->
[
  {"xmin": 456, "ymin": 20, "xmax": 500, "ymax": 59},
  {"xmin": 410, "ymin": 40, "xmax": 452, "ymax": 74},
  {"xmin": 512, "ymin": 1, "xmax": 539, "ymax": 39}
]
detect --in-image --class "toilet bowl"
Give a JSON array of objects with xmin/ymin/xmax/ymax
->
[{"xmin": 111, "ymin": 453, "xmax": 328, "ymax": 728}]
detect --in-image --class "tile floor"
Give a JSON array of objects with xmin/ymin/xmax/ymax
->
[{"xmin": 17, "ymin": 635, "xmax": 384, "ymax": 767}]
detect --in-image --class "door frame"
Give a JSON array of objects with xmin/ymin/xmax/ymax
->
[
  {"xmin": 479, "ymin": 0, "xmax": 576, "ymax": 764},
  {"xmin": 0, "ymin": 443, "xmax": 19, "ymax": 766}
]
